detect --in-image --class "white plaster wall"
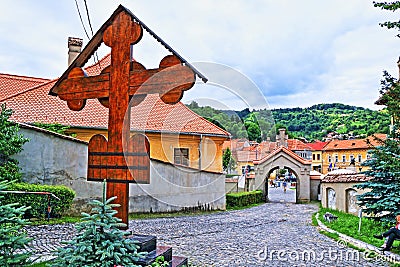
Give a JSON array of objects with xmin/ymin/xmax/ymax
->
[{"xmin": 15, "ymin": 126, "xmax": 225, "ymax": 214}]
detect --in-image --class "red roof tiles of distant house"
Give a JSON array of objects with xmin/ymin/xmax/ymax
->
[
  {"xmin": 234, "ymin": 150, "xmax": 258, "ymax": 162},
  {"xmin": 308, "ymin": 141, "xmax": 329, "ymax": 150},
  {"xmin": 254, "ymin": 146, "xmax": 311, "ymax": 165},
  {"xmin": 287, "ymin": 139, "xmax": 312, "ymax": 150},
  {"xmin": 323, "ymin": 135, "xmax": 386, "ymax": 151},
  {"xmin": 0, "ymin": 73, "xmax": 50, "ymax": 101}
]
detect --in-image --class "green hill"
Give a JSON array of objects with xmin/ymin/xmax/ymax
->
[{"xmin": 186, "ymin": 102, "xmax": 390, "ymax": 142}]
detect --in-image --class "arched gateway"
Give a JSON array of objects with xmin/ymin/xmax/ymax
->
[{"xmin": 254, "ymin": 146, "xmax": 312, "ymax": 203}]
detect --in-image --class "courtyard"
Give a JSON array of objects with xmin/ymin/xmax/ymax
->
[{"xmin": 27, "ymin": 194, "xmax": 389, "ymax": 266}]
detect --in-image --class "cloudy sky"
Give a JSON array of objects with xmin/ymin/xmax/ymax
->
[{"xmin": 1, "ymin": 0, "xmax": 400, "ymax": 111}]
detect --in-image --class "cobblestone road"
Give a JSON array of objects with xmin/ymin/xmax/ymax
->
[{"xmin": 26, "ymin": 188, "xmax": 390, "ymax": 266}]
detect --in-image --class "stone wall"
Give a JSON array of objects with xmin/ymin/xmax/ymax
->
[
  {"xmin": 15, "ymin": 124, "xmax": 226, "ymax": 214},
  {"xmin": 310, "ymin": 179, "xmax": 321, "ymax": 201},
  {"xmin": 320, "ymin": 182, "xmax": 363, "ymax": 215}
]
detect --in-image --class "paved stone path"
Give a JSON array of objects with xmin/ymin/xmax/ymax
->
[{"xmin": 26, "ymin": 188, "xmax": 391, "ymax": 266}]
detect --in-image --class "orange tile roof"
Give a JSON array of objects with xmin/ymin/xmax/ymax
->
[
  {"xmin": 2, "ymin": 78, "xmax": 230, "ymax": 137},
  {"xmin": 84, "ymin": 53, "xmax": 111, "ymax": 76},
  {"xmin": 287, "ymin": 139, "xmax": 312, "ymax": 150},
  {"xmin": 308, "ymin": 141, "xmax": 329, "ymax": 150},
  {"xmin": 254, "ymin": 146, "xmax": 312, "ymax": 165},
  {"xmin": 323, "ymin": 135, "xmax": 386, "ymax": 151},
  {"xmin": 234, "ymin": 150, "xmax": 258, "ymax": 162},
  {"xmin": 0, "ymin": 73, "xmax": 50, "ymax": 101}
]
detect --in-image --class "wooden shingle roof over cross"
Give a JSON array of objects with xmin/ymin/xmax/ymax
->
[{"xmin": 49, "ymin": 4, "xmax": 206, "ymax": 99}]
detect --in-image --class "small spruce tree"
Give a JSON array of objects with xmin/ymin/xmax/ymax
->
[
  {"xmin": 0, "ymin": 180, "xmax": 32, "ymax": 266},
  {"xmin": 52, "ymin": 192, "xmax": 146, "ymax": 267}
]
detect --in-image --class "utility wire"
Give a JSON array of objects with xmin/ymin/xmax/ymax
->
[
  {"xmin": 74, "ymin": 0, "xmax": 101, "ymax": 69},
  {"xmin": 83, "ymin": 0, "xmax": 94, "ymax": 36},
  {"xmin": 83, "ymin": 0, "xmax": 101, "ymax": 69},
  {"xmin": 74, "ymin": 0, "xmax": 90, "ymax": 40}
]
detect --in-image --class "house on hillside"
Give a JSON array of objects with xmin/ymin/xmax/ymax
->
[
  {"xmin": 225, "ymin": 129, "xmax": 314, "ymax": 176},
  {"xmin": 321, "ymin": 134, "xmax": 386, "ymax": 174},
  {"xmin": 308, "ymin": 141, "xmax": 329, "ymax": 173}
]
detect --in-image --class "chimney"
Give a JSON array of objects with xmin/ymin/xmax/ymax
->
[
  {"xmin": 68, "ymin": 37, "xmax": 83, "ymax": 66},
  {"xmin": 276, "ymin": 128, "xmax": 288, "ymax": 148}
]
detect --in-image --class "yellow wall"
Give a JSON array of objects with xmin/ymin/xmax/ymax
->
[
  {"xmin": 321, "ymin": 148, "xmax": 370, "ymax": 174},
  {"xmin": 67, "ymin": 128, "xmax": 226, "ymax": 172},
  {"xmin": 311, "ymin": 151, "xmax": 323, "ymax": 172},
  {"xmin": 236, "ymin": 161, "xmax": 253, "ymax": 175}
]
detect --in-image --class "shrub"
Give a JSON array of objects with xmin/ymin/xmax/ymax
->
[
  {"xmin": 0, "ymin": 104, "xmax": 29, "ymax": 183},
  {"xmin": 52, "ymin": 196, "xmax": 145, "ymax": 267},
  {"xmin": 2, "ymin": 183, "xmax": 75, "ymax": 219},
  {"xmin": 0, "ymin": 180, "xmax": 32, "ymax": 266},
  {"xmin": 226, "ymin": 190, "xmax": 263, "ymax": 208}
]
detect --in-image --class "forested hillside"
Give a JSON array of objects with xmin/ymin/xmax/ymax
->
[{"xmin": 186, "ymin": 102, "xmax": 390, "ymax": 142}]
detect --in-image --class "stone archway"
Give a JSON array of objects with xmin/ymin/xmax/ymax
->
[{"xmin": 254, "ymin": 147, "xmax": 311, "ymax": 203}]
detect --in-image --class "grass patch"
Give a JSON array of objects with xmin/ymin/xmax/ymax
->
[
  {"xmin": 28, "ymin": 216, "xmax": 81, "ymax": 226},
  {"xmin": 311, "ymin": 212, "xmax": 318, "ymax": 226},
  {"xmin": 25, "ymin": 261, "xmax": 49, "ymax": 267},
  {"xmin": 226, "ymin": 202, "xmax": 264, "ymax": 211},
  {"xmin": 129, "ymin": 209, "xmax": 223, "ymax": 220},
  {"xmin": 317, "ymin": 207, "xmax": 400, "ymax": 254}
]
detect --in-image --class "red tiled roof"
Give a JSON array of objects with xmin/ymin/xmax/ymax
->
[
  {"xmin": 234, "ymin": 150, "xmax": 258, "ymax": 162},
  {"xmin": 287, "ymin": 139, "xmax": 312, "ymax": 150},
  {"xmin": 84, "ymin": 54, "xmax": 111, "ymax": 76},
  {"xmin": 0, "ymin": 73, "xmax": 50, "ymax": 101},
  {"xmin": 3, "ymin": 78, "xmax": 230, "ymax": 137},
  {"xmin": 254, "ymin": 146, "xmax": 312, "ymax": 165},
  {"xmin": 323, "ymin": 135, "xmax": 386, "ymax": 151},
  {"xmin": 1, "ymin": 51, "xmax": 229, "ymax": 137},
  {"xmin": 308, "ymin": 141, "xmax": 329, "ymax": 150}
]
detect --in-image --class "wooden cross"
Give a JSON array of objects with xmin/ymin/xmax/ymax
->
[{"xmin": 51, "ymin": 10, "xmax": 195, "ymax": 228}]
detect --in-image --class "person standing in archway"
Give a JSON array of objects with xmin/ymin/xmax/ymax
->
[{"xmin": 282, "ymin": 181, "xmax": 287, "ymax": 193}]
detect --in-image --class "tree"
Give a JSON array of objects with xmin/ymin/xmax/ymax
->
[
  {"xmin": 0, "ymin": 180, "xmax": 32, "ymax": 266},
  {"xmin": 52, "ymin": 191, "xmax": 145, "ymax": 267},
  {"xmin": 0, "ymin": 104, "xmax": 29, "ymax": 182},
  {"xmin": 222, "ymin": 148, "xmax": 236, "ymax": 173},
  {"xmin": 354, "ymin": 42, "xmax": 400, "ymax": 223},
  {"xmin": 245, "ymin": 121, "xmax": 261, "ymax": 142}
]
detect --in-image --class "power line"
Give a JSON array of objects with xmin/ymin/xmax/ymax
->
[
  {"xmin": 74, "ymin": 0, "xmax": 101, "ymax": 69},
  {"xmin": 83, "ymin": 0, "xmax": 94, "ymax": 37},
  {"xmin": 83, "ymin": 0, "xmax": 101, "ymax": 68},
  {"xmin": 74, "ymin": 0, "xmax": 90, "ymax": 40}
]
